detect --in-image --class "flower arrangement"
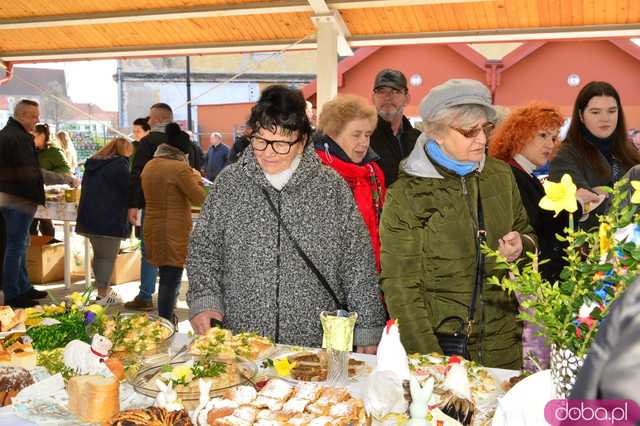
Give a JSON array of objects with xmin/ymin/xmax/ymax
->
[{"xmin": 483, "ymin": 175, "xmax": 640, "ymax": 357}]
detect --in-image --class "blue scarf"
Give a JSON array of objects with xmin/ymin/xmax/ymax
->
[{"xmin": 425, "ymin": 140, "xmax": 479, "ymax": 176}]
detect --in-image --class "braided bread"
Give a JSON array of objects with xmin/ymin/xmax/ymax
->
[{"xmin": 106, "ymin": 406, "xmax": 193, "ymax": 426}]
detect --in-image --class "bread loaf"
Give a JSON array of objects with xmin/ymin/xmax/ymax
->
[
  {"xmin": 0, "ymin": 366, "xmax": 34, "ymax": 406},
  {"xmin": 67, "ymin": 375, "xmax": 119, "ymax": 423}
]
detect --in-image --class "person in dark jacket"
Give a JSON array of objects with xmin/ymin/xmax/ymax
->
[
  {"xmin": 0, "ymin": 100, "xmax": 49, "ymax": 307},
  {"xmin": 130, "ymin": 117, "xmax": 150, "ymax": 171},
  {"xmin": 186, "ymin": 130, "xmax": 205, "ymax": 173},
  {"xmin": 228, "ymin": 125, "xmax": 252, "ymax": 164},
  {"xmin": 203, "ymin": 132, "xmax": 229, "ymax": 181},
  {"xmin": 369, "ymin": 69, "xmax": 421, "ymax": 187},
  {"xmin": 489, "ymin": 102, "xmax": 604, "ymax": 371},
  {"xmin": 126, "ymin": 103, "xmax": 173, "ymax": 311},
  {"xmin": 76, "ymin": 137, "xmax": 132, "ymax": 300},
  {"xmin": 549, "ymin": 81, "xmax": 640, "ymax": 228}
]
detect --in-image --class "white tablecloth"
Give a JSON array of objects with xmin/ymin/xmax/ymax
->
[{"xmin": 0, "ymin": 334, "xmax": 523, "ymax": 425}]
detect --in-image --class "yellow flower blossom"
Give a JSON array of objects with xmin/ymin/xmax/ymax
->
[
  {"xmin": 631, "ymin": 181, "xmax": 640, "ymax": 204},
  {"xmin": 539, "ymin": 174, "xmax": 578, "ymax": 217},
  {"xmin": 85, "ymin": 304, "xmax": 104, "ymax": 316},
  {"xmin": 68, "ymin": 292, "xmax": 87, "ymax": 307},
  {"xmin": 599, "ymin": 223, "xmax": 612, "ymax": 254},
  {"xmin": 273, "ymin": 357, "xmax": 296, "ymax": 377},
  {"xmin": 171, "ymin": 365, "xmax": 194, "ymax": 383}
]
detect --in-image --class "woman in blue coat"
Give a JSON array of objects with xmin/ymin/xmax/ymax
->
[{"xmin": 76, "ymin": 137, "xmax": 132, "ymax": 300}]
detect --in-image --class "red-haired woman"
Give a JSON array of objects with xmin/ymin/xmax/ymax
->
[
  {"xmin": 490, "ymin": 102, "xmax": 606, "ymax": 282},
  {"xmin": 489, "ymin": 102, "xmax": 603, "ymax": 370}
]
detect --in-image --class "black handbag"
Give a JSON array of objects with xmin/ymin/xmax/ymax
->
[
  {"xmin": 433, "ymin": 186, "xmax": 486, "ymax": 360},
  {"xmin": 261, "ymin": 188, "xmax": 348, "ymax": 311}
]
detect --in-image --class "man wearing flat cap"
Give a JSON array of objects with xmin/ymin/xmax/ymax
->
[{"xmin": 370, "ymin": 69, "xmax": 421, "ymax": 187}]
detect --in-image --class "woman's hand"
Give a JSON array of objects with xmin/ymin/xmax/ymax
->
[
  {"xmin": 498, "ymin": 231, "xmax": 523, "ymax": 262},
  {"xmin": 576, "ymin": 188, "xmax": 606, "ymax": 214},
  {"xmin": 190, "ymin": 310, "xmax": 224, "ymax": 335},
  {"xmin": 356, "ymin": 345, "xmax": 377, "ymax": 355}
]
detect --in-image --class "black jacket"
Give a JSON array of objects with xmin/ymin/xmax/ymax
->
[
  {"xmin": 129, "ymin": 131, "xmax": 167, "ymax": 208},
  {"xmin": 511, "ymin": 164, "xmax": 573, "ymax": 282},
  {"xmin": 77, "ymin": 156, "xmax": 131, "ymax": 239},
  {"xmin": 0, "ymin": 117, "xmax": 45, "ymax": 205},
  {"xmin": 228, "ymin": 136, "xmax": 250, "ymax": 164},
  {"xmin": 369, "ymin": 115, "xmax": 420, "ymax": 187},
  {"xmin": 188, "ymin": 141, "xmax": 204, "ymax": 172}
]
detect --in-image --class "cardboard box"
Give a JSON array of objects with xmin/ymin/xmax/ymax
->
[
  {"xmin": 72, "ymin": 249, "xmax": 141, "ymax": 285},
  {"xmin": 110, "ymin": 250, "xmax": 141, "ymax": 284},
  {"xmin": 27, "ymin": 236, "xmax": 65, "ymax": 284}
]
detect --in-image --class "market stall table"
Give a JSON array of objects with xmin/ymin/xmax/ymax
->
[{"xmin": 0, "ymin": 333, "xmax": 525, "ymax": 426}]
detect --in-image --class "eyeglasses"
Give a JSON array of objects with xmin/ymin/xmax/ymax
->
[
  {"xmin": 450, "ymin": 122, "xmax": 495, "ymax": 139},
  {"xmin": 251, "ymin": 135, "xmax": 301, "ymax": 155},
  {"xmin": 373, "ymin": 87, "xmax": 406, "ymax": 98}
]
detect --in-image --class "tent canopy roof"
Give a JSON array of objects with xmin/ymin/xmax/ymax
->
[{"xmin": 1, "ymin": 0, "xmax": 639, "ymax": 63}]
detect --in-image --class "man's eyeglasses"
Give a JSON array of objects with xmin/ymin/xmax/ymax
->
[
  {"xmin": 251, "ymin": 135, "xmax": 300, "ymax": 155},
  {"xmin": 450, "ymin": 122, "xmax": 495, "ymax": 139},
  {"xmin": 373, "ymin": 87, "xmax": 406, "ymax": 98}
]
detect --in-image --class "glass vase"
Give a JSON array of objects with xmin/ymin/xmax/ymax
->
[
  {"xmin": 550, "ymin": 344, "xmax": 585, "ymax": 399},
  {"xmin": 320, "ymin": 310, "xmax": 357, "ymax": 387}
]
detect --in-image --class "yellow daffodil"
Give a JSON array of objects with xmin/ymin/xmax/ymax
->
[
  {"xmin": 631, "ymin": 181, "xmax": 640, "ymax": 204},
  {"xmin": 171, "ymin": 364, "xmax": 194, "ymax": 383},
  {"xmin": 539, "ymin": 174, "xmax": 578, "ymax": 217},
  {"xmin": 273, "ymin": 357, "xmax": 296, "ymax": 377},
  {"xmin": 68, "ymin": 292, "xmax": 87, "ymax": 307},
  {"xmin": 85, "ymin": 304, "xmax": 104, "ymax": 316},
  {"xmin": 599, "ymin": 223, "xmax": 613, "ymax": 254}
]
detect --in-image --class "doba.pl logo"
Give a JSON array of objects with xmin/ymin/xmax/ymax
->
[{"xmin": 545, "ymin": 400, "xmax": 640, "ymax": 425}]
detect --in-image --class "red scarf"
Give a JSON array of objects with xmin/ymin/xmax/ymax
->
[{"xmin": 316, "ymin": 149, "xmax": 386, "ymax": 271}]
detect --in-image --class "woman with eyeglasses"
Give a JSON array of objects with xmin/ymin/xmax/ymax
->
[
  {"xmin": 380, "ymin": 79, "xmax": 536, "ymax": 369},
  {"xmin": 186, "ymin": 85, "xmax": 386, "ymax": 352},
  {"xmin": 313, "ymin": 95, "xmax": 385, "ymax": 271}
]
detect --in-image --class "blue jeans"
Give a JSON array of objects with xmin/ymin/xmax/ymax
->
[
  {"xmin": 0, "ymin": 206, "xmax": 35, "ymax": 300},
  {"xmin": 138, "ymin": 210, "xmax": 158, "ymax": 299},
  {"xmin": 157, "ymin": 266, "xmax": 182, "ymax": 320}
]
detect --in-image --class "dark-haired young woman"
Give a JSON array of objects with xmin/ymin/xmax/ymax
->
[
  {"xmin": 549, "ymin": 81, "xmax": 640, "ymax": 228},
  {"xmin": 186, "ymin": 85, "xmax": 385, "ymax": 351}
]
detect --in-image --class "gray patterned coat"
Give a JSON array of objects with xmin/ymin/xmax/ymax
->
[{"xmin": 186, "ymin": 143, "xmax": 386, "ymax": 348}]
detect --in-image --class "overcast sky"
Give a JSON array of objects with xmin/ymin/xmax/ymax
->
[{"xmin": 16, "ymin": 60, "xmax": 118, "ymax": 112}]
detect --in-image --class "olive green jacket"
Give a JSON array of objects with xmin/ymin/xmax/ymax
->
[
  {"xmin": 38, "ymin": 145, "xmax": 71, "ymax": 174},
  {"xmin": 380, "ymin": 136, "xmax": 536, "ymax": 369}
]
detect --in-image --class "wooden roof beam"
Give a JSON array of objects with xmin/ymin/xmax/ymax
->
[
  {"xmin": 348, "ymin": 24, "xmax": 640, "ymax": 46},
  {"xmin": 0, "ymin": 0, "xmax": 492, "ymax": 30},
  {"xmin": 309, "ymin": 0, "xmax": 353, "ymax": 56}
]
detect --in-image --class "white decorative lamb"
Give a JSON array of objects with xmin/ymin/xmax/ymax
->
[
  {"xmin": 63, "ymin": 334, "xmax": 113, "ymax": 376},
  {"xmin": 406, "ymin": 376, "xmax": 435, "ymax": 426},
  {"xmin": 155, "ymin": 379, "xmax": 184, "ymax": 412}
]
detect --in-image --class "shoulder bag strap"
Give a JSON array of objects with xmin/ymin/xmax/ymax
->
[
  {"xmin": 467, "ymin": 183, "xmax": 486, "ymax": 331},
  {"xmin": 261, "ymin": 188, "xmax": 347, "ymax": 310}
]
